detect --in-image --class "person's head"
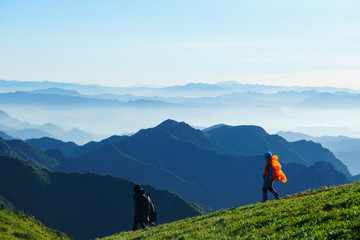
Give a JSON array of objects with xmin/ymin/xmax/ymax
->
[
  {"xmin": 264, "ymin": 151, "xmax": 272, "ymax": 161},
  {"xmin": 133, "ymin": 184, "xmax": 141, "ymax": 193}
]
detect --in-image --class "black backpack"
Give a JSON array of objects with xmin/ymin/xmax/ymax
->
[{"xmin": 146, "ymin": 194, "xmax": 157, "ymax": 222}]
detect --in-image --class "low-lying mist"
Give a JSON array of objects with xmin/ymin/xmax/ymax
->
[{"xmin": 2, "ymin": 104, "xmax": 360, "ymax": 144}]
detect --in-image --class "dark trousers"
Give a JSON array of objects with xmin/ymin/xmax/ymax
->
[
  {"xmin": 262, "ymin": 177, "xmax": 280, "ymax": 201},
  {"xmin": 132, "ymin": 215, "xmax": 146, "ymax": 231}
]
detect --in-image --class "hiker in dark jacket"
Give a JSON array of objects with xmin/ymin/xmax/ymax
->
[{"xmin": 132, "ymin": 184, "xmax": 150, "ymax": 231}]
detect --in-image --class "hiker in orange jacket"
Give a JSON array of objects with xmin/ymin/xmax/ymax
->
[{"xmin": 262, "ymin": 151, "xmax": 287, "ymax": 202}]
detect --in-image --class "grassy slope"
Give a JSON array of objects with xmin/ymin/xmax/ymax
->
[
  {"xmin": 0, "ymin": 210, "xmax": 71, "ymax": 240},
  {"xmin": 101, "ymin": 181, "xmax": 360, "ymax": 240}
]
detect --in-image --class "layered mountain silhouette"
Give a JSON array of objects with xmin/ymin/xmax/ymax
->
[
  {"xmin": 1, "ymin": 79, "xmax": 353, "ymax": 97},
  {"xmin": 27, "ymin": 135, "xmax": 129, "ymax": 158},
  {"xmin": 0, "ymin": 110, "xmax": 24, "ymax": 127},
  {"xmin": 0, "ymin": 91, "xmax": 177, "ymax": 109},
  {"xmin": 278, "ymin": 131, "xmax": 360, "ymax": 176},
  {"xmin": 0, "ymin": 131, "xmax": 13, "ymax": 140},
  {"xmin": 0, "ymin": 137, "xmax": 60, "ymax": 169},
  {"xmin": 26, "ymin": 119, "xmax": 350, "ymax": 210},
  {"xmin": 55, "ymin": 143, "xmax": 194, "ymax": 195},
  {"xmin": 2, "ymin": 82, "xmax": 359, "ymax": 111},
  {"xmin": 0, "ymin": 155, "xmax": 205, "ymax": 240},
  {"xmin": 297, "ymin": 92, "xmax": 360, "ymax": 108},
  {"xmin": 0, "ymin": 118, "xmax": 353, "ymax": 238},
  {"xmin": 204, "ymin": 125, "xmax": 351, "ymax": 178},
  {"xmin": 0, "ymin": 109, "xmax": 94, "ymax": 144}
]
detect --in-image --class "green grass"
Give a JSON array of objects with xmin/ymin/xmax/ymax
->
[
  {"xmin": 0, "ymin": 210, "xmax": 71, "ymax": 240},
  {"xmin": 100, "ymin": 181, "xmax": 360, "ymax": 240}
]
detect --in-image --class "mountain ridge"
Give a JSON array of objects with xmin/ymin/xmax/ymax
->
[
  {"xmin": 205, "ymin": 124, "xmax": 351, "ymax": 177},
  {"xmin": 3, "ymin": 119, "xmax": 352, "ymax": 210},
  {"xmin": 0, "ymin": 155, "xmax": 206, "ymax": 240},
  {"xmin": 278, "ymin": 131, "xmax": 360, "ymax": 176}
]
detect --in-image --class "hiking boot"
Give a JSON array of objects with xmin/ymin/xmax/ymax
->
[{"xmin": 146, "ymin": 222, "xmax": 156, "ymax": 227}]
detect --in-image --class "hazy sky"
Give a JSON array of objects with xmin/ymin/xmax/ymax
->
[{"xmin": 0, "ymin": 0, "xmax": 359, "ymax": 88}]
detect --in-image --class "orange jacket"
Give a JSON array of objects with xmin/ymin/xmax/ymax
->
[{"xmin": 264, "ymin": 155, "xmax": 287, "ymax": 183}]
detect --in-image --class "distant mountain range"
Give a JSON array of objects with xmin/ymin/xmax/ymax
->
[
  {"xmin": 1, "ymin": 79, "xmax": 357, "ymax": 97},
  {"xmin": 278, "ymin": 131, "xmax": 360, "ymax": 176},
  {"xmin": 2, "ymin": 79, "xmax": 360, "ymax": 142},
  {"xmin": 0, "ymin": 155, "xmax": 206, "ymax": 240},
  {"xmin": 22, "ymin": 119, "xmax": 351, "ymax": 210},
  {"xmin": 0, "ymin": 131, "xmax": 12, "ymax": 140},
  {"xmin": 204, "ymin": 125, "xmax": 350, "ymax": 177},
  {"xmin": 296, "ymin": 92, "xmax": 360, "ymax": 108},
  {"xmin": 1, "ymin": 79, "xmax": 358, "ymax": 238},
  {"xmin": 0, "ymin": 110, "xmax": 94, "ymax": 144},
  {"xmin": 2, "ymin": 85, "xmax": 360, "ymax": 109},
  {"xmin": 0, "ymin": 118, "xmax": 354, "ymax": 238},
  {"xmin": 0, "ymin": 136, "xmax": 60, "ymax": 169}
]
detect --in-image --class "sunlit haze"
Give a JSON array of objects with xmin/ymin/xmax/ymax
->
[
  {"xmin": 1, "ymin": 0, "xmax": 360, "ymax": 145},
  {"xmin": 0, "ymin": 0, "xmax": 359, "ymax": 89}
]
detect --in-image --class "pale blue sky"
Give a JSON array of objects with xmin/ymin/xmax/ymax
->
[{"xmin": 0, "ymin": 0, "xmax": 359, "ymax": 88}]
